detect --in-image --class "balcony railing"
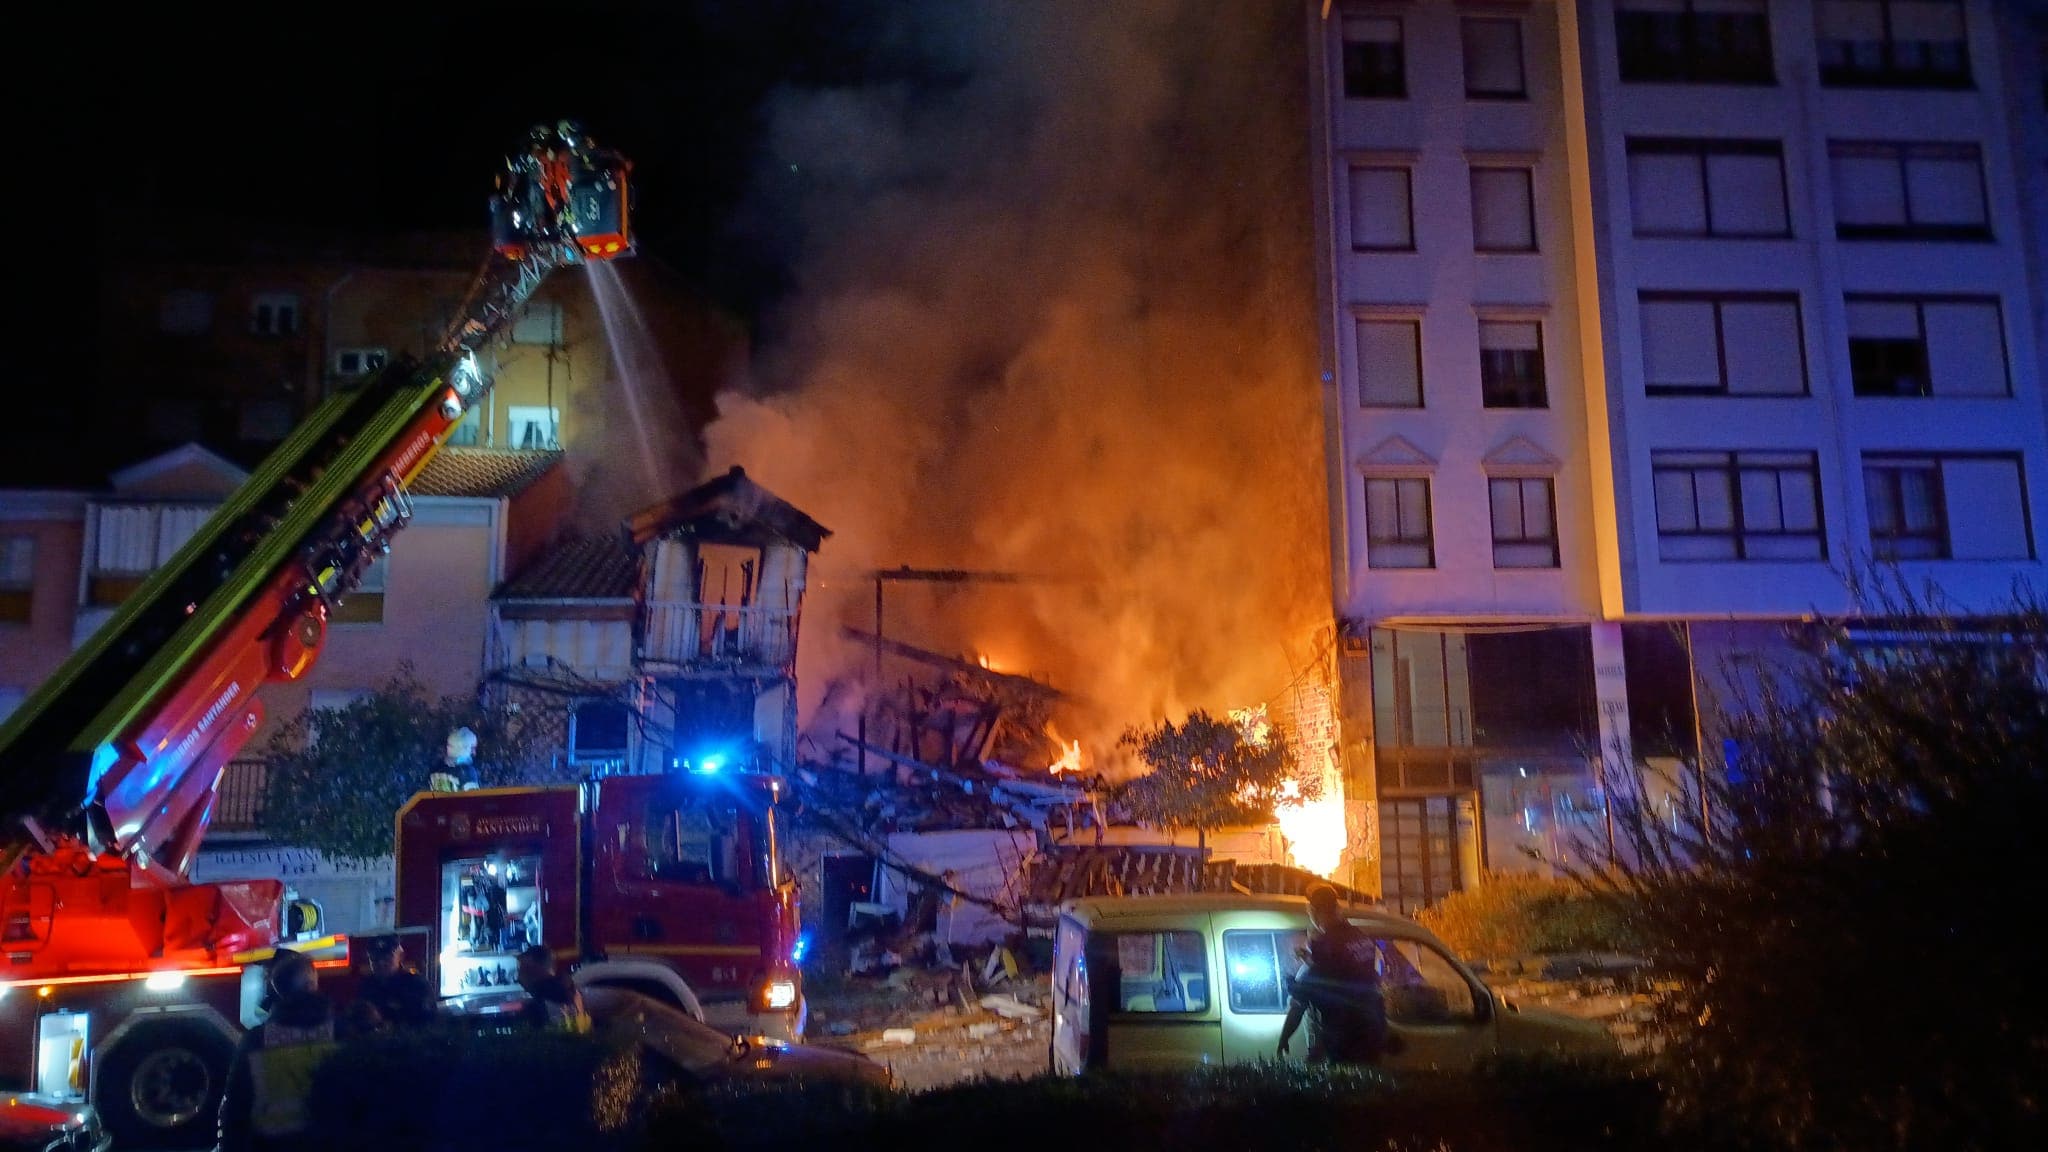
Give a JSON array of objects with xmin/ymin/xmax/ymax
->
[{"xmin": 641, "ymin": 601, "xmax": 797, "ymax": 672}]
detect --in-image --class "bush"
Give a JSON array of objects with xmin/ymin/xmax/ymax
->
[
  {"xmin": 1416, "ymin": 872, "xmax": 1639, "ymax": 964},
  {"xmin": 1570, "ymin": 581, "xmax": 2048, "ymax": 1151},
  {"xmin": 643, "ymin": 1060, "xmax": 1671, "ymax": 1152},
  {"xmin": 308, "ymin": 1025, "xmax": 642, "ymax": 1152}
]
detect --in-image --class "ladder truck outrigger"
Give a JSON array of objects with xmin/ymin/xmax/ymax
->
[{"xmin": 0, "ymin": 123, "xmax": 718, "ymax": 1149}]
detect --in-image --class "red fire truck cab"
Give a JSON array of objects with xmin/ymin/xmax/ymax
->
[{"xmin": 395, "ymin": 764, "xmax": 803, "ymax": 1040}]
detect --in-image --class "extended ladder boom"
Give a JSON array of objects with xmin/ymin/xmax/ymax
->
[{"xmin": 0, "ymin": 124, "xmax": 633, "ymax": 880}]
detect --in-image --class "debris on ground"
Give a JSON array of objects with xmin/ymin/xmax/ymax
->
[{"xmin": 806, "ymin": 937, "xmax": 1056, "ymax": 1093}]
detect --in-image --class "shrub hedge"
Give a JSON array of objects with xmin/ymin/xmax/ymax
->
[
  {"xmin": 1415, "ymin": 871, "xmax": 1639, "ymax": 964},
  {"xmin": 306, "ymin": 1025, "xmax": 642, "ymax": 1152},
  {"xmin": 645, "ymin": 1058, "xmax": 1670, "ymax": 1152}
]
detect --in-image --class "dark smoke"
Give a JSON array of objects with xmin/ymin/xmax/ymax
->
[{"xmin": 704, "ymin": 1, "xmax": 1329, "ymax": 762}]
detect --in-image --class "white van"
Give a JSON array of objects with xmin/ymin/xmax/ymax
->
[{"xmin": 1049, "ymin": 893, "xmax": 1615, "ymax": 1075}]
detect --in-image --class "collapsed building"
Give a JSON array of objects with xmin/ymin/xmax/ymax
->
[{"xmin": 487, "ymin": 465, "xmax": 1362, "ymax": 973}]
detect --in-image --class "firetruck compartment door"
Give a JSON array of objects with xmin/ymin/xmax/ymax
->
[{"xmin": 34, "ymin": 1011, "xmax": 88, "ymax": 1101}]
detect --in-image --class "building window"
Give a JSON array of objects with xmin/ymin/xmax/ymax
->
[
  {"xmin": 1357, "ymin": 319, "xmax": 1423, "ymax": 408},
  {"xmin": 1616, "ymin": 0, "xmax": 1775, "ymax": 85},
  {"xmin": 1652, "ymin": 450, "xmax": 1825, "ymax": 561},
  {"xmin": 507, "ymin": 406, "xmax": 561, "ymax": 449},
  {"xmin": 1819, "ymin": 0, "xmax": 1970, "ymax": 89},
  {"xmin": 1863, "ymin": 459, "xmax": 1946, "ymax": 559},
  {"xmin": 85, "ymin": 503, "xmax": 216, "ymax": 606},
  {"xmin": 1471, "ymin": 166, "xmax": 1536, "ymax": 252},
  {"xmin": 570, "ymin": 699, "xmax": 632, "ymax": 764},
  {"xmin": 1639, "ymin": 293, "xmax": 1807, "ymax": 396},
  {"xmin": 1627, "ymin": 138, "xmax": 1789, "ymax": 237},
  {"xmin": 1348, "ymin": 165, "xmax": 1414, "ymax": 251},
  {"xmin": 333, "ymin": 348, "xmax": 389, "ymax": 378},
  {"xmin": 1463, "ymin": 17, "xmax": 1526, "ymax": 99},
  {"xmin": 1829, "ymin": 141, "xmax": 1989, "ymax": 240},
  {"xmin": 1479, "ymin": 320, "xmax": 1546, "ymax": 408},
  {"xmin": 157, "ymin": 289, "xmax": 214, "ymax": 335},
  {"xmin": 512, "ymin": 300, "xmax": 565, "ymax": 346},
  {"xmin": 446, "ymin": 406, "xmax": 483, "ymax": 447},
  {"xmin": 1489, "ymin": 477, "xmax": 1559, "ymax": 568},
  {"xmin": 1366, "ymin": 477, "xmax": 1435, "ymax": 569},
  {"xmin": 329, "ymin": 555, "xmax": 388, "ymax": 625},
  {"xmin": 1864, "ymin": 454, "xmax": 2031, "ymax": 560},
  {"xmin": 1846, "ymin": 297, "xmax": 2007, "ymax": 397},
  {"xmin": 249, "ymin": 293, "xmax": 301, "ymax": 337},
  {"xmin": 1, "ymin": 535, "xmax": 33, "ymax": 624},
  {"xmin": 1342, "ymin": 15, "xmax": 1406, "ymax": 99}
]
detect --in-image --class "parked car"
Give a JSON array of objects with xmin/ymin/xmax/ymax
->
[
  {"xmin": 1050, "ymin": 893, "xmax": 1618, "ymax": 1075},
  {"xmin": 580, "ymin": 987, "xmax": 890, "ymax": 1090},
  {"xmin": 0, "ymin": 1095, "xmax": 109, "ymax": 1152}
]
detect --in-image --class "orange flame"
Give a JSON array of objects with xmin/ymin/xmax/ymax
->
[
  {"xmin": 1230, "ymin": 701, "xmax": 1345, "ymax": 879},
  {"xmin": 1049, "ymin": 739, "xmax": 1082, "ymax": 775}
]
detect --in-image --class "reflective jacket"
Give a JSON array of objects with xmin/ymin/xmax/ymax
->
[{"xmin": 218, "ymin": 994, "xmax": 337, "ymax": 1152}]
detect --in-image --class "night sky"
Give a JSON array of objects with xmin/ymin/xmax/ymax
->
[{"xmin": 21, "ymin": 1, "xmax": 905, "ymax": 480}]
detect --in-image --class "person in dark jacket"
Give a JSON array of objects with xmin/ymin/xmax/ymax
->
[
  {"xmin": 217, "ymin": 949, "xmax": 337, "ymax": 1152},
  {"xmin": 515, "ymin": 944, "xmax": 590, "ymax": 1033},
  {"xmin": 1276, "ymin": 884, "xmax": 1389, "ymax": 1064},
  {"xmin": 356, "ymin": 937, "xmax": 434, "ymax": 1028}
]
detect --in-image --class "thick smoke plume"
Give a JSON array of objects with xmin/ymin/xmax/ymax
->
[{"xmin": 704, "ymin": 2, "xmax": 1329, "ymax": 764}]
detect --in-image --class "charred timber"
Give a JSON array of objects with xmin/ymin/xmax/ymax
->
[{"xmin": 840, "ymin": 627, "xmax": 1065, "ymax": 701}]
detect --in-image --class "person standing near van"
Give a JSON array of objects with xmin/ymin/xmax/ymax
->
[{"xmin": 1276, "ymin": 884, "xmax": 1388, "ymax": 1064}]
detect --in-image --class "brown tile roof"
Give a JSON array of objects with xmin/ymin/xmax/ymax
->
[
  {"xmin": 496, "ymin": 533, "xmax": 639, "ymax": 600},
  {"xmin": 410, "ymin": 448, "xmax": 562, "ymax": 499}
]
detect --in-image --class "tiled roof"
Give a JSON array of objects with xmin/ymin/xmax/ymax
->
[
  {"xmin": 410, "ymin": 448, "xmax": 562, "ymax": 499},
  {"xmin": 497, "ymin": 533, "xmax": 639, "ymax": 600}
]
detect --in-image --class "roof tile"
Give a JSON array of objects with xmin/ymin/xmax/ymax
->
[
  {"xmin": 410, "ymin": 448, "xmax": 562, "ymax": 499},
  {"xmin": 497, "ymin": 534, "xmax": 639, "ymax": 600}
]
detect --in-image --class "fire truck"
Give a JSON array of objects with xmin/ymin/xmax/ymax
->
[
  {"xmin": 0, "ymin": 123, "xmax": 645, "ymax": 1149},
  {"xmin": 394, "ymin": 766, "xmax": 805, "ymax": 1040}
]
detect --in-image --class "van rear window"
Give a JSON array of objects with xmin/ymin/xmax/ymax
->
[{"xmin": 1111, "ymin": 930, "xmax": 1209, "ymax": 1014}]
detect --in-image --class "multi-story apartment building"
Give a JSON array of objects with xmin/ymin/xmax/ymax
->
[
  {"xmin": 96, "ymin": 231, "xmax": 740, "ymax": 511},
  {"xmin": 1309, "ymin": 0, "xmax": 2048, "ymax": 909}
]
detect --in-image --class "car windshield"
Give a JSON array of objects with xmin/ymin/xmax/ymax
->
[{"xmin": 582, "ymin": 987, "xmax": 735, "ymax": 1072}]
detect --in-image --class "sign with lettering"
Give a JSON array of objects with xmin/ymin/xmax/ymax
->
[
  {"xmin": 462, "ymin": 814, "xmax": 545, "ymax": 840},
  {"xmin": 193, "ymin": 847, "xmax": 392, "ymax": 881}
]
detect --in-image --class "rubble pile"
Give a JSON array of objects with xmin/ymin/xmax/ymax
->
[
  {"xmin": 807, "ymin": 947, "xmax": 1053, "ymax": 1092},
  {"xmin": 1017, "ymin": 846, "xmax": 1375, "ymax": 926}
]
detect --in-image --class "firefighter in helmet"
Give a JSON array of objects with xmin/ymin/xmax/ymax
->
[{"xmin": 217, "ymin": 949, "xmax": 339, "ymax": 1152}]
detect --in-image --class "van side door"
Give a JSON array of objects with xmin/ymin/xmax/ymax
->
[
  {"xmin": 1095, "ymin": 918, "xmax": 1222, "ymax": 1070},
  {"xmin": 1370, "ymin": 935, "xmax": 1496, "ymax": 1072},
  {"xmin": 1216, "ymin": 921, "xmax": 1310, "ymax": 1065}
]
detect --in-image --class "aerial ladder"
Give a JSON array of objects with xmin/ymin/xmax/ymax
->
[{"xmin": 0, "ymin": 122, "xmax": 635, "ymax": 971}]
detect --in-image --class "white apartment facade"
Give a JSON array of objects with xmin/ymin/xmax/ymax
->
[{"xmin": 1309, "ymin": 0, "xmax": 2048, "ymax": 909}]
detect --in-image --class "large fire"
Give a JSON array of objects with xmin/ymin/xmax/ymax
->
[
  {"xmin": 1272, "ymin": 778, "xmax": 1347, "ymax": 880},
  {"xmin": 1232, "ymin": 702, "xmax": 1346, "ymax": 880}
]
